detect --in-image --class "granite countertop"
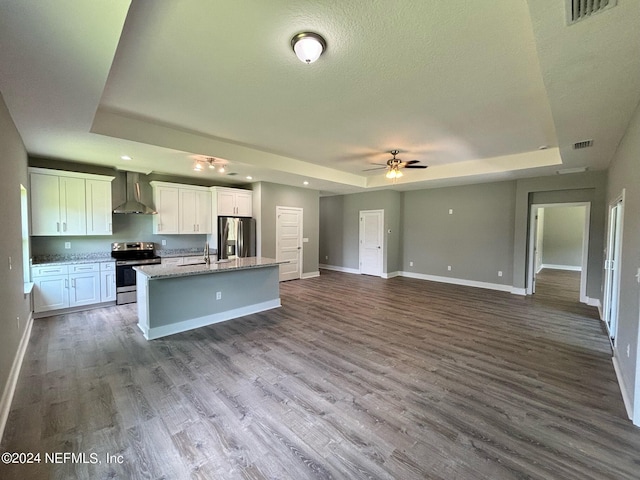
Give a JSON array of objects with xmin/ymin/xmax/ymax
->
[
  {"xmin": 134, "ymin": 257, "xmax": 285, "ymax": 280},
  {"xmin": 32, "ymin": 253, "xmax": 114, "ymax": 266}
]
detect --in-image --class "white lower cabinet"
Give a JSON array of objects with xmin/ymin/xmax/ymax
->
[
  {"xmin": 100, "ymin": 262, "xmax": 116, "ymax": 302},
  {"xmin": 161, "ymin": 255, "xmax": 205, "ymax": 266},
  {"xmin": 32, "ymin": 261, "xmax": 116, "ymax": 314},
  {"xmin": 33, "ymin": 274, "xmax": 70, "ymax": 312}
]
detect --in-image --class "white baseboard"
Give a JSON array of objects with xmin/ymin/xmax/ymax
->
[
  {"xmin": 301, "ymin": 271, "xmax": 320, "ymax": 279},
  {"xmin": 319, "ymin": 264, "xmax": 360, "ymax": 275},
  {"xmin": 140, "ymin": 299, "xmax": 281, "ymax": 340},
  {"xmin": 612, "ymin": 354, "xmax": 634, "ymax": 420},
  {"xmin": 511, "ymin": 287, "xmax": 527, "ymax": 296},
  {"xmin": 382, "ymin": 271, "xmax": 400, "ymax": 279},
  {"xmin": 541, "ymin": 264, "xmax": 582, "ymax": 272},
  {"xmin": 0, "ymin": 312, "xmax": 33, "ymax": 442},
  {"xmin": 400, "ymin": 271, "xmax": 513, "ymax": 293}
]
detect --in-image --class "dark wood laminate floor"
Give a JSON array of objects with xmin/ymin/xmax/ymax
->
[{"xmin": 2, "ymin": 269, "xmax": 639, "ymax": 479}]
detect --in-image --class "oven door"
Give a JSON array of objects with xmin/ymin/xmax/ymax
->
[
  {"xmin": 116, "ymin": 264, "xmax": 137, "ymax": 288},
  {"xmin": 115, "ymin": 263, "xmax": 138, "ymax": 304}
]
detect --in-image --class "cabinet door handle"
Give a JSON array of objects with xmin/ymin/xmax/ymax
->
[
  {"xmin": 65, "ymin": 278, "xmax": 69, "ymax": 289},
  {"xmin": 63, "ymin": 222, "xmax": 67, "ymax": 232},
  {"xmin": 57, "ymin": 222, "xmax": 60, "ymax": 232},
  {"xmin": 108, "ymin": 222, "xmax": 112, "ymax": 232},
  {"xmin": 158, "ymin": 223, "xmax": 162, "ymax": 232},
  {"xmin": 72, "ymin": 278, "xmax": 76, "ymax": 288}
]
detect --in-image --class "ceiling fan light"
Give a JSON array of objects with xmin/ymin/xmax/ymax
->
[
  {"xmin": 291, "ymin": 32, "xmax": 326, "ymax": 64},
  {"xmin": 395, "ymin": 169, "xmax": 403, "ymax": 178},
  {"xmin": 386, "ymin": 169, "xmax": 396, "ymax": 179}
]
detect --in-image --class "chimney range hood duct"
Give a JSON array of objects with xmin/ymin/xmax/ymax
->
[{"xmin": 113, "ymin": 172, "xmax": 157, "ymax": 215}]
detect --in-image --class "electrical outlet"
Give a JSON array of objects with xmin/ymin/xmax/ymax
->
[
  {"xmin": 447, "ymin": 265, "xmax": 452, "ymax": 271},
  {"xmin": 162, "ymin": 239, "xmax": 167, "ymax": 246},
  {"xmin": 64, "ymin": 242, "xmax": 71, "ymax": 249},
  {"xmin": 409, "ymin": 261, "xmax": 414, "ymax": 267},
  {"xmin": 216, "ymin": 291, "xmax": 222, "ymax": 300},
  {"xmin": 498, "ymin": 271, "xmax": 503, "ymax": 277},
  {"xmin": 448, "ymin": 209, "xmax": 453, "ymax": 215},
  {"xmin": 325, "ymin": 256, "xmax": 328, "ymax": 260}
]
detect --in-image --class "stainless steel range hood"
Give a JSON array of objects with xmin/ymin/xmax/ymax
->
[{"xmin": 113, "ymin": 172, "xmax": 157, "ymax": 215}]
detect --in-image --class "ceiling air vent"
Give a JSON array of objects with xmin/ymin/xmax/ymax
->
[
  {"xmin": 567, "ymin": 0, "xmax": 617, "ymax": 25},
  {"xmin": 573, "ymin": 139, "xmax": 594, "ymax": 149}
]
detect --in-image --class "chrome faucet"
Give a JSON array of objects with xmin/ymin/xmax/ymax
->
[{"xmin": 204, "ymin": 242, "xmax": 211, "ymax": 265}]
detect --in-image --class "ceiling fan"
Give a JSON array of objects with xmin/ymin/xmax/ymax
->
[{"xmin": 363, "ymin": 150, "xmax": 428, "ymax": 179}]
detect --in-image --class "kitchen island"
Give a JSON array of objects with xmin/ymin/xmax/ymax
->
[{"xmin": 134, "ymin": 257, "xmax": 284, "ymax": 340}]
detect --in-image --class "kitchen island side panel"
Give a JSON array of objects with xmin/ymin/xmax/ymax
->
[{"xmin": 142, "ymin": 265, "xmax": 280, "ymax": 339}]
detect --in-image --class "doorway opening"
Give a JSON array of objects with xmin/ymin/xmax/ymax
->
[{"xmin": 527, "ymin": 202, "xmax": 590, "ymax": 303}]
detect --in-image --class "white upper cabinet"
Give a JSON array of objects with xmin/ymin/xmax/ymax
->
[
  {"xmin": 211, "ymin": 187, "xmax": 252, "ymax": 217},
  {"xmin": 86, "ymin": 179, "xmax": 113, "ymax": 235},
  {"xmin": 151, "ymin": 182, "xmax": 212, "ymax": 235},
  {"xmin": 29, "ymin": 168, "xmax": 114, "ymax": 236},
  {"xmin": 152, "ymin": 184, "xmax": 180, "ymax": 234}
]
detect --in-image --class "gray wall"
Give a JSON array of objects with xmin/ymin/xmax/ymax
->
[
  {"xmin": 319, "ymin": 190, "xmax": 402, "ymax": 274},
  {"xmin": 402, "ymin": 181, "xmax": 516, "ymax": 285},
  {"xmin": 0, "ymin": 93, "xmax": 32, "ymax": 427},
  {"xmin": 513, "ymin": 171, "xmax": 607, "ymax": 299},
  {"xmin": 257, "ymin": 182, "xmax": 319, "ymax": 275},
  {"xmin": 606, "ymin": 99, "xmax": 640, "ymax": 414},
  {"xmin": 541, "ymin": 206, "xmax": 585, "ymax": 268}
]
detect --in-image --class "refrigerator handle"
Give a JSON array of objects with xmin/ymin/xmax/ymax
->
[{"xmin": 238, "ymin": 219, "xmax": 244, "ymax": 257}]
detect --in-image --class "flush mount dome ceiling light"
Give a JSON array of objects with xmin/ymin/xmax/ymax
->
[{"xmin": 291, "ymin": 32, "xmax": 326, "ymax": 64}]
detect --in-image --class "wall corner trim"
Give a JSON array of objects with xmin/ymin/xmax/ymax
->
[
  {"xmin": 301, "ymin": 271, "xmax": 320, "ymax": 279},
  {"xmin": 612, "ymin": 354, "xmax": 634, "ymax": 421},
  {"xmin": 0, "ymin": 312, "xmax": 33, "ymax": 442},
  {"xmin": 511, "ymin": 287, "xmax": 527, "ymax": 296},
  {"xmin": 382, "ymin": 271, "xmax": 400, "ymax": 279}
]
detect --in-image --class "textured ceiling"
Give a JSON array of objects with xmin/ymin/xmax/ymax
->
[{"xmin": 1, "ymin": 0, "xmax": 638, "ymax": 194}]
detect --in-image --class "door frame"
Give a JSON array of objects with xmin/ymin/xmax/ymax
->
[
  {"xmin": 603, "ymin": 190, "xmax": 625, "ymax": 345},
  {"xmin": 359, "ymin": 209, "xmax": 384, "ymax": 277},
  {"xmin": 276, "ymin": 206, "xmax": 303, "ymax": 281},
  {"xmin": 526, "ymin": 202, "xmax": 590, "ymax": 303}
]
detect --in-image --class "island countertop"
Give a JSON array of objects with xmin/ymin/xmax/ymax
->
[{"xmin": 134, "ymin": 256, "xmax": 285, "ymax": 280}]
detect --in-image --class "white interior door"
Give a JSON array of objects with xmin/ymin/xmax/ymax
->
[
  {"xmin": 276, "ymin": 206, "xmax": 303, "ymax": 281},
  {"xmin": 359, "ymin": 210, "xmax": 383, "ymax": 277},
  {"xmin": 603, "ymin": 197, "xmax": 624, "ymax": 344}
]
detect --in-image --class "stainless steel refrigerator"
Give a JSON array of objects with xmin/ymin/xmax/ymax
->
[{"xmin": 218, "ymin": 216, "xmax": 256, "ymax": 260}]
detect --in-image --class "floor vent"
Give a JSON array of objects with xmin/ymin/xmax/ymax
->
[
  {"xmin": 573, "ymin": 139, "xmax": 594, "ymax": 149},
  {"xmin": 567, "ymin": 0, "xmax": 617, "ymax": 25}
]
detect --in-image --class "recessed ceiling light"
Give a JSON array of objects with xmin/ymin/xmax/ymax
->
[
  {"xmin": 246, "ymin": 176, "xmax": 253, "ymax": 180},
  {"xmin": 218, "ymin": 166, "xmax": 225, "ymax": 173},
  {"xmin": 120, "ymin": 155, "xmax": 132, "ymax": 160},
  {"xmin": 303, "ymin": 181, "xmax": 309, "ymax": 185},
  {"xmin": 557, "ymin": 167, "xmax": 588, "ymax": 175},
  {"xmin": 538, "ymin": 145, "xmax": 548, "ymax": 150}
]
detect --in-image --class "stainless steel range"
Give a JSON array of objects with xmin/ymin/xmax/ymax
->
[{"xmin": 111, "ymin": 242, "xmax": 161, "ymax": 305}]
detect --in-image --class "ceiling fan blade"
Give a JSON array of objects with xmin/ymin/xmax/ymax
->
[
  {"xmin": 404, "ymin": 165, "xmax": 428, "ymax": 169},
  {"xmin": 404, "ymin": 160, "xmax": 421, "ymax": 165},
  {"xmin": 362, "ymin": 166, "xmax": 387, "ymax": 171}
]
